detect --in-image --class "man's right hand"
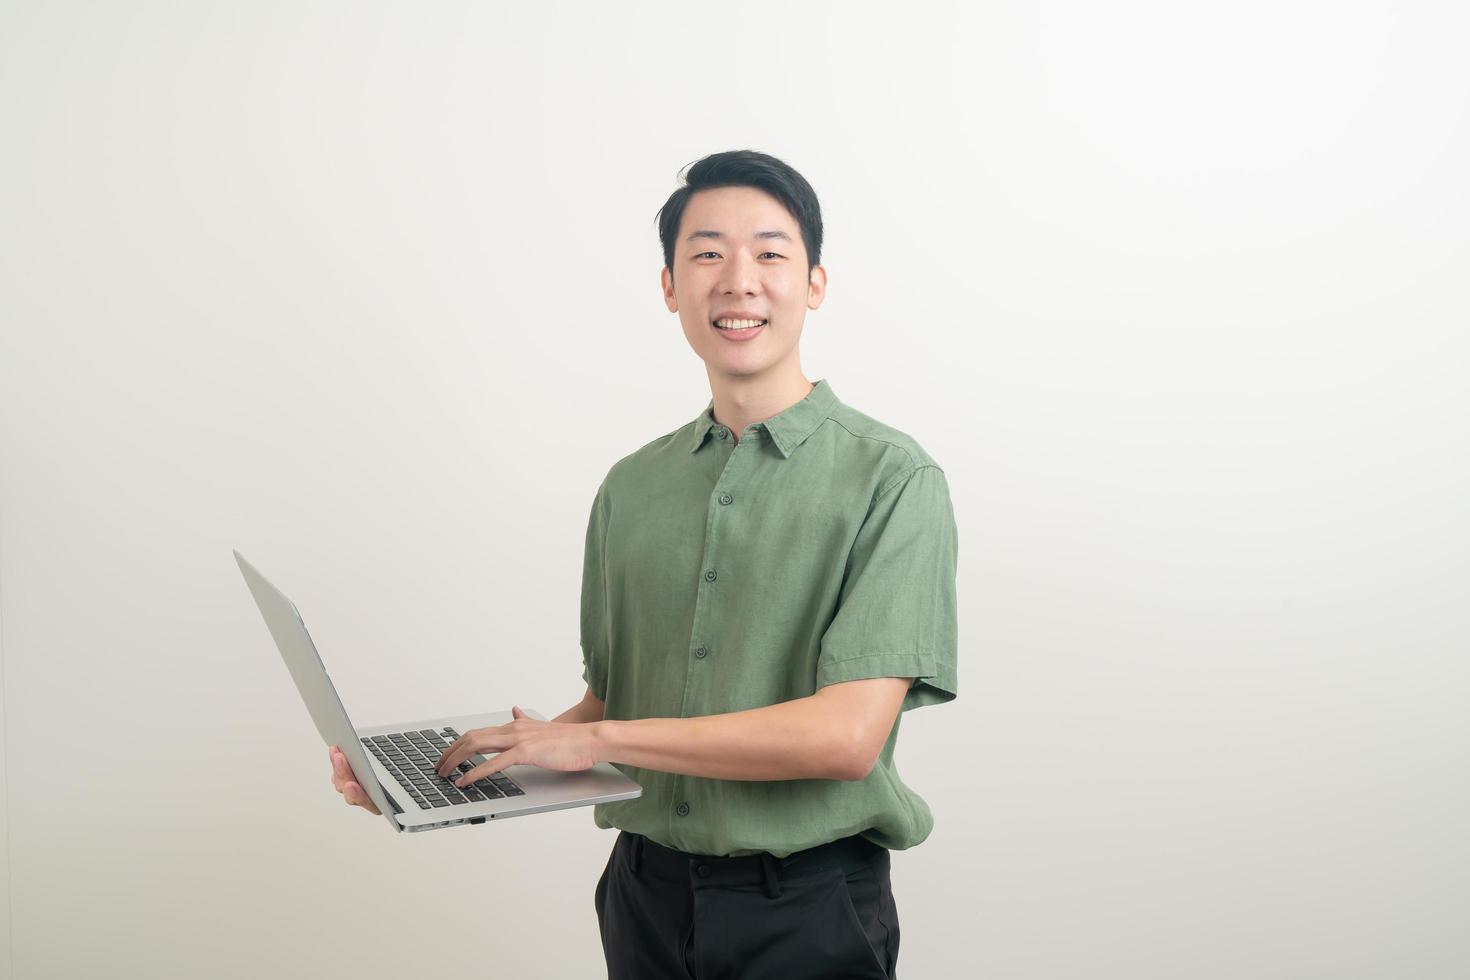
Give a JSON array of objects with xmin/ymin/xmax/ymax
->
[{"xmin": 329, "ymin": 745, "xmax": 382, "ymax": 815}]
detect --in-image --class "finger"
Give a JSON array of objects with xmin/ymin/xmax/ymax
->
[
  {"xmin": 511, "ymin": 705, "xmax": 525, "ymax": 719},
  {"xmin": 453, "ymin": 751, "xmax": 516, "ymax": 787},
  {"xmin": 436, "ymin": 734, "xmax": 468, "ymax": 776},
  {"xmin": 346, "ymin": 782, "xmax": 381, "ymax": 815},
  {"xmin": 345, "ymin": 782, "xmax": 375, "ymax": 812},
  {"xmin": 434, "ymin": 729, "xmax": 486, "ymax": 774},
  {"xmin": 437, "ymin": 731, "xmax": 512, "ymax": 777}
]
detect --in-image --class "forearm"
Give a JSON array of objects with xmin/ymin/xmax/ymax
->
[{"xmin": 592, "ymin": 695, "xmax": 859, "ymax": 782}]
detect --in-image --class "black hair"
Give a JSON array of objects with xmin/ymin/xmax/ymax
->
[{"xmin": 655, "ymin": 149, "xmax": 823, "ymax": 282}]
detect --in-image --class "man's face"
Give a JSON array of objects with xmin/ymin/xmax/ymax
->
[{"xmin": 662, "ymin": 185, "xmax": 826, "ymax": 382}]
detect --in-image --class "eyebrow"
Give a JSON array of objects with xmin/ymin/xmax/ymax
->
[{"xmin": 685, "ymin": 229, "xmax": 794, "ymax": 243}]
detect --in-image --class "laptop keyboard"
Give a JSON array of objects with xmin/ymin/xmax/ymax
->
[{"xmin": 359, "ymin": 726, "xmax": 526, "ymax": 810}]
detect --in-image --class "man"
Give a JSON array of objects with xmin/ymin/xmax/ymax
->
[{"xmin": 329, "ymin": 149, "xmax": 959, "ymax": 979}]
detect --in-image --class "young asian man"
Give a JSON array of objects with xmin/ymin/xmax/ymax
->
[{"xmin": 330, "ymin": 148, "xmax": 959, "ymax": 980}]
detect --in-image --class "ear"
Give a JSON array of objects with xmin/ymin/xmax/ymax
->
[
  {"xmin": 661, "ymin": 266, "xmax": 678, "ymax": 313},
  {"xmin": 806, "ymin": 264, "xmax": 828, "ymax": 311}
]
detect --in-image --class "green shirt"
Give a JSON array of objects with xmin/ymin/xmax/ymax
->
[{"xmin": 579, "ymin": 378, "xmax": 959, "ymax": 858}]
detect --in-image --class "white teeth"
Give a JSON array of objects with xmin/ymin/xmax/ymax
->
[{"xmin": 715, "ymin": 318, "xmax": 767, "ymax": 330}]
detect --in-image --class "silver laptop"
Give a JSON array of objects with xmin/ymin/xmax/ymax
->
[{"xmin": 234, "ymin": 549, "xmax": 642, "ymax": 833}]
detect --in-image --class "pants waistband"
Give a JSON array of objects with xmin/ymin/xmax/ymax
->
[{"xmin": 620, "ymin": 830, "xmax": 887, "ymax": 900}]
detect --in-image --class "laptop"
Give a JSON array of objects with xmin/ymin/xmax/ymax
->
[{"xmin": 234, "ymin": 549, "xmax": 642, "ymax": 833}]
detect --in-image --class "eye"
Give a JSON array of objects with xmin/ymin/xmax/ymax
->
[
  {"xmin": 760, "ymin": 252, "xmax": 785, "ymax": 259},
  {"xmin": 695, "ymin": 251, "xmax": 720, "ymax": 259}
]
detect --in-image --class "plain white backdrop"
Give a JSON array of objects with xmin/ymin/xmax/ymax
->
[{"xmin": 2, "ymin": 1, "xmax": 1467, "ymax": 977}]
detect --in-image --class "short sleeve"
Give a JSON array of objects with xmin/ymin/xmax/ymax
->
[
  {"xmin": 579, "ymin": 481, "xmax": 611, "ymax": 701},
  {"xmin": 816, "ymin": 464, "xmax": 959, "ymax": 712}
]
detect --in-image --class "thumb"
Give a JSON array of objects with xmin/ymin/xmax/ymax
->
[{"xmin": 511, "ymin": 705, "xmax": 525, "ymax": 719}]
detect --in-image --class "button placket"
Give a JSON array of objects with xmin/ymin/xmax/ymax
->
[{"xmin": 674, "ymin": 434, "xmax": 755, "ymax": 845}]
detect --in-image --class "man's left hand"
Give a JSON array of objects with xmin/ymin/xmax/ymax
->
[{"xmin": 435, "ymin": 706, "xmax": 600, "ymax": 786}]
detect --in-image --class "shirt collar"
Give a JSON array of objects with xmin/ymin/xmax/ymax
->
[{"xmin": 688, "ymin": 379, "xmax": 838, "ymax": 459}]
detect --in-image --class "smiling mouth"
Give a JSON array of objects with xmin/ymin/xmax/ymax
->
[{"xmin": 712, "ymin": 318, "xmax": 768, "ymax": 331}]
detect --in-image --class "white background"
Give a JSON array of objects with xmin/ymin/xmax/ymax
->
[{"xmin": 2, "ymin": 1, "xmax": 1467, "ymax": 977}]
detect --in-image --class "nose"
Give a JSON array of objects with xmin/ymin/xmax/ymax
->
[{"xmin": 719, "ymin": 249, "xmax": 761, "ymax": 296}]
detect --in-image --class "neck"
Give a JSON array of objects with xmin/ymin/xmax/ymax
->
[{"xmin": 707, "ymin": 364, "xmax": 815, "ymax": 444}]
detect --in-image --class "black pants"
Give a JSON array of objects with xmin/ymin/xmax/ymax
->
[{"xmin": 594, "ymin": 830, "xmax": 900, "ymax": 979}]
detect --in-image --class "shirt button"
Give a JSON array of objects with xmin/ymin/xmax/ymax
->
[
  {"xmin": 704, "ymin": 569, "xmax": 717, "ymax": 582},
  {"xmin": 714, "ymin": 426, "xmax": 728, "ymax": 439},
  {"xmin": 718, "ymin": 493, "xmax": 733, "ymax": 506},
  {"xmin": 676, "ymin": 802, "xmax": 691, "ymax": 817},
  {"xmin": 696, "ymin": 864, "xmax": 712, "ymax": 878},
  {"xmin": 694, "ymin": 646, "xmax": 708, "ymax": 659}
]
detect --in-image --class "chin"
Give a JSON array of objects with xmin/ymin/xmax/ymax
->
[{"xmin": 709, "ymin": 359, "xmax": 777, "ymax": 381}]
